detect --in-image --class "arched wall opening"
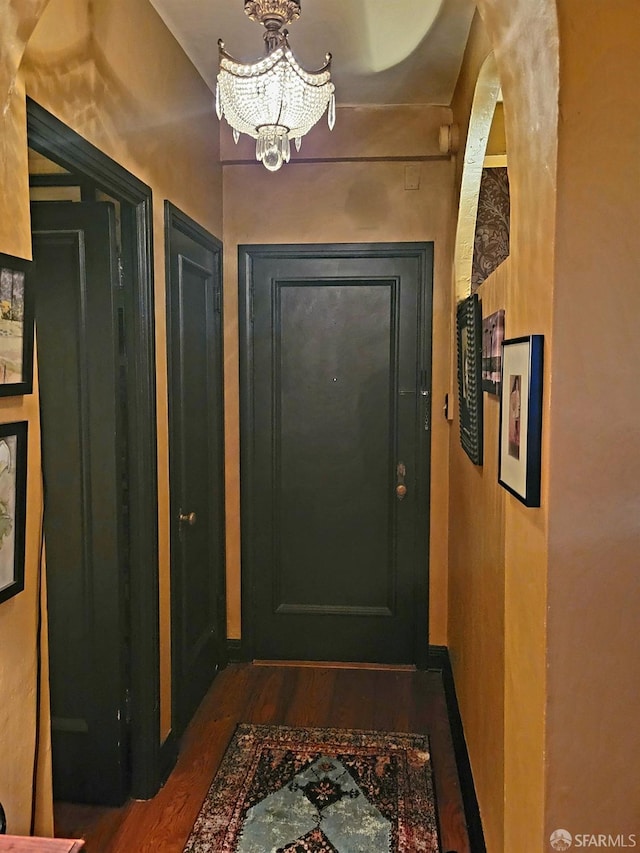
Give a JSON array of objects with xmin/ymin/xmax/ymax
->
[{"xmin": 453, "ymin": 51, "xmax": 504, "ymax": 304}]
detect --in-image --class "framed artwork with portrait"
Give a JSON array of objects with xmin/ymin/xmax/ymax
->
[{"xmin": 498, "ymin": 335, "xmax": 544, "ymax": 506}]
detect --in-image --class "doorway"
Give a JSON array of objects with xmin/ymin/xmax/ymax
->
[
  {"xmin": 239, "ymin": 243, "xmax": 433, "ymax": 665},
  {"xmin": 27, "ymin": 100, "xmax": 161, "ymax": 802}
]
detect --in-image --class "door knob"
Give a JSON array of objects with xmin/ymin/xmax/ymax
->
[
  {"xmin": 179, "ymin": 510, "xmax": 197, "ymax": 526},
  {"xmin": 396, "ymin": 463, "xmax": 407, "ymax": 500}
]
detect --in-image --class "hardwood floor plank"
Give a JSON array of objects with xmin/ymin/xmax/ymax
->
[
  {"xmin": 55, "ymin": 663, "xmax": 471, "ymax": 853},
  {"xmin": 105, "ymin": 716, "xmax": 237, "ymax": 853},
  {"xmin": 283, "ymin": 666, "xmax": 338, "ymax": 728}
]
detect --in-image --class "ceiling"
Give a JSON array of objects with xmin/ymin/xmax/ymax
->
[{"xmin": 149, "ymin": 0, "xmax": 476, "ymax": 106}]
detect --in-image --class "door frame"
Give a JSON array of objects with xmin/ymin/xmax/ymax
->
[
  {"xmin": 164, "ymin": 201, "xmax": 227, "ymax": 738},
  {"xmin": 238, "ymin": 242, "xmax": 433, "ymax": 668},
  {"xmin": 27, "ymin": 99, "xmax": 162, "ymax": 799}
]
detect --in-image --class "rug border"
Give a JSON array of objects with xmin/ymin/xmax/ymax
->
[{"xmin": 184, "ymin": 721, "xmax": 442, "ymax": 853}]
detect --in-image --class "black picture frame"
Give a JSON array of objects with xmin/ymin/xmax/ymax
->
[
  {"xmin": 482, "ymin": 308, "xmax": 505, "ymax": 395},
  {"xmin": 456, "ymin": 293, "xmax": 483, "ymax": 465},
  {"xmin": 0, "ymin": 421, "xmax": 28, "ymax": 605},
  {"xmin": 498, "ymin": 335, "xmax": 544, "ymax": 506},
  {"xmin": 0, "ymin": 253, "xmax": 35, "ymax": 396}
]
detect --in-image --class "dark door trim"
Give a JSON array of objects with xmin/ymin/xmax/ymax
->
[
  {"xmin": 164, "ymin": 201, "xmax": 227, "ymax": 739},
  {"xmin": 27, "ymin": 98, "xmax": 161, "ymax": 799},
  {"xmin": 239, "ymin": 243, "xmax": 433, "ymax": 668}
]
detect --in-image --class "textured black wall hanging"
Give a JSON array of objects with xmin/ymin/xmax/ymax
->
[{"xmin": 457, "ymin": 293, "xmax": 483, "ymax": 465}]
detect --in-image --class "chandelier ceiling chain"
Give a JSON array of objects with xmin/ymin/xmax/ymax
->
[{"xmin": 216, "ymin": 0, "xmax": 336, "ymax": 172}]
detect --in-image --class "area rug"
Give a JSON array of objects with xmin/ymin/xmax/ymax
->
[{"xmin": 184, "ymin": 723, "xmax": 441, "ymax": 852}]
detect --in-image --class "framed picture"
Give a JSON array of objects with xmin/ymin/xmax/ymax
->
[
  {"xmin": 498, "ymin": 336, "xmax": 544, "ymax": 506},
  {"xmin": 482, "ymin": 309, "xmax": 505, "ymax": 394},
  {"xmin": 0, "ymin": 252, "xmax": 35, "ymax": 396},
  {"xmin": 0, "ymin": 421, "xmax": 28, "ymax": 604},
  {"xmin": 456, "ymin": 293, "xmax": 483, "ymax": 465}
]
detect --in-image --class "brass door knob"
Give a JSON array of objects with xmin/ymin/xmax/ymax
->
[
  {"xmin": 179, "ymin": 511, "xmax": 197, "ymax": 526},
  {"xmin": 396, "ymin": 462, "xmax": 407, "ymax": 501}
]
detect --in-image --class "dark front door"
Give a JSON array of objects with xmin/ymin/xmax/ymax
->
[
  {"xmin": 165, "ymin": 203, "xmax": 226, "ymax": 737},
  {"xmin": 32, "ymin": 201, "xmax": 129, "ymax": 805},
  {"xmin": 240, "ymin": 244, "xmax": 433, "ymax": 664}
]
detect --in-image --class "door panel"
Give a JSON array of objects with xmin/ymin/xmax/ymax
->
[
  {"xmin": 165, "ymin": 204, "xmax": 226, "ymax": 737},
  {"xmin": 32, "ymin": 201, "xmax": 128, "ymax": 805},
  {"xmin": 242, "ymin": 245, "xmax": 433, "ymax": 664},
  {"xmin": 276, "ymin": 282, "xmax": 395, "ymax": 615}
]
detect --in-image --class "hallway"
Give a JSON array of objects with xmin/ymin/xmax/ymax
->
[{"xmin": 54, "ymin": 663, "xmax": 472, "ymax": 852}]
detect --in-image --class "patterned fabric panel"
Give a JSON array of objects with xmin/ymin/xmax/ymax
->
[{"xmin": 472, "ymin": 166, "xmax": 510, "ymax": 292}]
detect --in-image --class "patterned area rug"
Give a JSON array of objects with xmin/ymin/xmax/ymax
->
[{"xmin": 184, "ymin": 723, "xmax": 441, "ymax": 852}]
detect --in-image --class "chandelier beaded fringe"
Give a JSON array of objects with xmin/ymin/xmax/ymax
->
[{"xmin": 216, "ymin": 0, "xmax": 335, "ymax": 172}]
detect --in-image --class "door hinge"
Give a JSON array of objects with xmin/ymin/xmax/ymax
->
[
  {"xmin": 249, "ymin": 284, "xmax": 255, "ymax": 324},
  {"xmin": 214, "ymin": 285, "xmax": 222, "ymax": 314},
  {"xmin": 116, "ymin": 255, "xmax": 125, "ymax": 290}
]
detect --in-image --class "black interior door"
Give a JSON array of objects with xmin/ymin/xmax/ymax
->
[
  {"xmin": 165, "ymin": 203, "xmax": 226, "ymax": 738},
  {"xmin": 32, "ymin": 201, "xmax": 129, "ymax": 805},
  {"xmin": 241, "ymin": 244, "xmax": 433, "ymax": 664}
]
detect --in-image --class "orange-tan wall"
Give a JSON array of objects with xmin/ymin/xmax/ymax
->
[
  {"xmin": 221, "ymin": 106, "xmax": 456, "ymax": 645},
  {"xmin": 448, "ymin": 18, "xmax": 507, "ymax": 853},
  {"xmin": 452, "ymin": 1, "xmax": 640, "ymax": 850},
  {"xmin": 0, "ymin": 0, "xmax": 222, "ymax": 834},
  {"xmin": 449, "ymin": 3, "xmax": 558, "ymax": 850},
  {"xmin": 545, "ymin": 0, "xmax": 640, "ymax": 839}
]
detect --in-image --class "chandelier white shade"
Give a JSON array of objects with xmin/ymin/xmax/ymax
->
[{"xmin": 216, "ymin": 1, "xmax": 336, "ymax": 171}]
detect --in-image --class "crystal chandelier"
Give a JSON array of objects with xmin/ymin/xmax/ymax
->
[{"xmin": 216, "ymin": 0, "xmax": 336, "ymax": 172}]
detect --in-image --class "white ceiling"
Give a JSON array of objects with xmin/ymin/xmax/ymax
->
[{"xmin": 149, "ymin": 0, "xmax": 476, "ymax": 106}]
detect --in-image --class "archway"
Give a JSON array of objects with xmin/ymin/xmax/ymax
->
[{"xmin": 454, "ymin": 51, "xmax": 503, "ymax": 303}]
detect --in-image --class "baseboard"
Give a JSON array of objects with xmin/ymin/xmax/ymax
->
[
  {"xmin": 226, "ymin": 638, "xmax": 250, "ymax": 663},
  {"xmin": 159, "ymin": 729, "xmax": 178, "ymax": 787},
  {"xmin": 427, "ymin": 644, "xmax": 451, "ymax": 672},
  {"xmin": 428, "ymin": 644, "xmax": 486, "ymax": 853}
]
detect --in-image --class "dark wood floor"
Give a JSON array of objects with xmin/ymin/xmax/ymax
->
[{"xmin": 55, "ymin": 663, "xmax": 470, "ymax": 852}]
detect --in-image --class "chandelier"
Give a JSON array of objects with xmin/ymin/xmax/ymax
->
[{"xmin": 216, "ymin": 0, "xmax": 336, "ymax": 172}]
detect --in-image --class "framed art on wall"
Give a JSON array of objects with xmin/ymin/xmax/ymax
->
[
  {"xmin": 482, "ymin": 308, "xmax": 505, "ymax": 395},
  {"xmin": 456, "ymin": 293, "xmax": 483, "ymax": 465},
  {"xmin": 498, "ymin": 335, "xmax": 544, "ymax": 506},
  {"xmin": 0, "ymin": 421, "xmax": 28, "ymax": 605},
  {"xmin": 0, "ymin": 253, "xmax": 35, "ymax": 396}
]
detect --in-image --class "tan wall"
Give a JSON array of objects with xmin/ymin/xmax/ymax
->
[
  {"xmin": 0, "ymin": 0, "xmax": 222, "ymax": 833},
  {"xmin": 449, "ymin": 2, "xmax": 559, "ymax": 850},
  {"xmin": 486, "ymin": 102, "xmax": 506, "ymax": 158},
  {"xmin": 221, "ymin": 109, "xmax": 456, "ymax": 644},
  {"xmin": 452, "ymin": 2, "xmax": 639, "ymax": 850},
  {"xmin": 448, "ymin": 18, "xmax": 506, "ymax": 852},
  {"xmin": 545, "ymin": 0, "xmax": 640, "ymax": 839}
]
